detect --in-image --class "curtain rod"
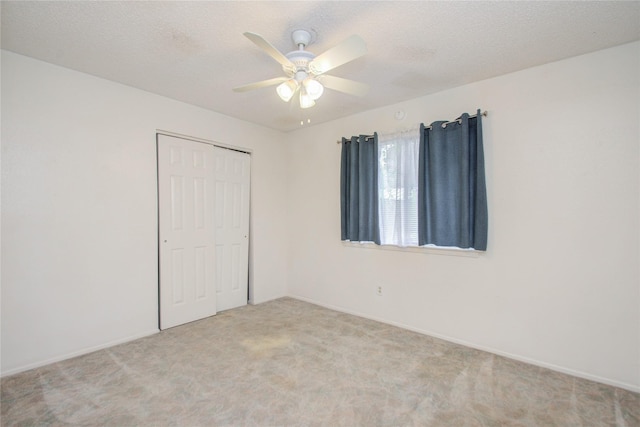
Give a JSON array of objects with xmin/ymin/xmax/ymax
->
[{"xmin": 337, "ymin": 110, "xmax": 488, "ymax": 144}]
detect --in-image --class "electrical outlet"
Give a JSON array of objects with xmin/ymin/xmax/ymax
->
[{"xmin": 376, "ymin": 285, "xmax": 383, "ymax": 296}]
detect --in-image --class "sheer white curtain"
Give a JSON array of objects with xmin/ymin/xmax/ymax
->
[{"xmin": 377, "ymin": 127, "xmax": 420, "ymax": 246}]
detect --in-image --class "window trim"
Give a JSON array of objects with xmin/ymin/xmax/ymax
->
[{"xmin": 341, "ymin": 240, "xmax": 482, "ymax": 258}]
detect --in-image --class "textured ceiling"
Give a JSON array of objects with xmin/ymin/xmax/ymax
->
[{"xmin": 2, "ymin": 1, "xmax": 639, "ymax": 132}]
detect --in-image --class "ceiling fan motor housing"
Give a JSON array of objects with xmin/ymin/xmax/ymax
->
[{"xmin": 284, "ymin": 50, "xmax": 315, "ymax": 76}]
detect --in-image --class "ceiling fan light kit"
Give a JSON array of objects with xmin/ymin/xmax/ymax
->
[
  {"xmin": 299, "ymin": 84, "xmax": 315, "ymax": 109},
  {"xmin": 276, "ymin": 79, "xmax": 298, "ymax": 102},
  {"xmin": 234, "ymin": 28, "xmax": 369, "ymax": 110},
  {"xmin": 304, "ymin": 78, "xmax": 324, "ymax": 100}
]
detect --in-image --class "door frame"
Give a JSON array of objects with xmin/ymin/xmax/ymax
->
[{"xmin": 155, "ymin": 131, "xmax": 253, "ymax": 329}]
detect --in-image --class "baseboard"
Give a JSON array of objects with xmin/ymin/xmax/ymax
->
[
  {"xmin": 1, "ymin": 329, "xmax": 160, "ymax": 378},
  {"xmin": 288, "ymin": 294, "xmax": 640, "ymax": 394},
  {"xmin": 250, "ymin": 292, "xmax": 287, "ymax": 306}
]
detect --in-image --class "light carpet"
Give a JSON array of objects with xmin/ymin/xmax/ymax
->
[{"xmin": 2, "ymin": 297, "xmax": 639, "ymax": 426}]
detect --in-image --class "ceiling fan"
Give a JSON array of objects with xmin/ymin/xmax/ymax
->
[{"xmin": 233, "ymin": 29, "xmax": 369, "ymax": 108}]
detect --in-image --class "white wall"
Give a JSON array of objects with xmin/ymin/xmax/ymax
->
[
  {"xmin": 286, "ymin": 42, "xmax": 640, "ymax": 391},
  {"xmin": 1, "ymin": 51, "xmax": 288, "ymax": 375},
  {"xmin": 3, "ymin": 41, "xmax": 639, "ymax": 391}
]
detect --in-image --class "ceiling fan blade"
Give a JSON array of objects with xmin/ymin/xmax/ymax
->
[
  {"xmin": 233, "ymin": 77, "xmax": 288, "ymax": 92},
  {"xmin": 318, "ymin": 75, "xmax": 369, "ymax": 97},
  {"xmin": 309, "ymin": 35, "xmax": 367, "ymax": 75},
  {"xmin": 243, "ymin": 32, "xmax": 295, "ymax": 72}
]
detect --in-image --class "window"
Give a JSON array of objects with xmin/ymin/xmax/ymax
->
[
  {"xmin": 377, "ymin": 128, "xmax": 420, "ymax": 247},
  {"xmin": 340, "ymin": 111, "xmax": 488, "ymax": 251}
]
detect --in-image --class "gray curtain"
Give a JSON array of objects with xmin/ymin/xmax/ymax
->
[
  {"xmin": 340, "ymin": 134, "xmax": 380, "ymax": 244},
  {"xmin": 418, "ymin": 110, "xmax": 488, "ymax": 250}
]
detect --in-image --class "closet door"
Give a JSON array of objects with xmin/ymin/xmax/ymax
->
[
  {"xmin": 214, "ymin": 147, "xmax": 250, "ymax": 312},
  {"xmin": 158, "ymin": 134, "xmax": 251, "ymax": 330},
  {"xmin": 157, "ymin": 135, "xmax": 217, "ymax": 330}
]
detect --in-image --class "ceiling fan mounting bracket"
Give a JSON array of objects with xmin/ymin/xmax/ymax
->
[{"xmin": 291, "ymin": 28, "xmax": 316, "ymax": 48}]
